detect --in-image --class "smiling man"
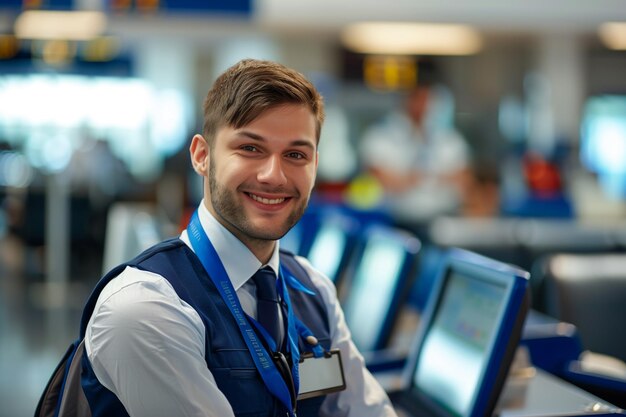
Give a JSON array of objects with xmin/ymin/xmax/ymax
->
[
  {"xmin": 79, "ymin": 59, "xmax": 398, "ymax": 417},
  {"xmin": 194, "ymin": 103, "xmax": 317, "ymax": 262}
]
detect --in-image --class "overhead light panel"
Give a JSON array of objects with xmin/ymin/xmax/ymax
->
[
  {"xmin": 599, "ymin": 22, "xmax": 626, "ymax": 50},
  {"xmin": 14, "ymin": 10, "xmax": 107, "ymax": 41},
  {"xmin": 341, "ymin": 22, "xmax": 482, "ymax": 56}
]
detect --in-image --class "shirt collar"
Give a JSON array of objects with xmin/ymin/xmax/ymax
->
[{"xmin": 193, "ymin": 201, "xmax": 281, "ymax": 290}]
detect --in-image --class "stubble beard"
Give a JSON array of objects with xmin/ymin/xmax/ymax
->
[{"xmin": 208, "ymin": 155, "xmax": 308, "ymax": 244}]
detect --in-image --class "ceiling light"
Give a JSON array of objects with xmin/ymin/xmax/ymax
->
[
  {"xmin": 14, "ymin": 10, "xmax": 107, "ymax": 41},
  {"xmin": 599, "ymin": 22, "xmax": 626, "ymax": 50},
  {"xmin": 341, "ymin": 22, "xmax": 482, "ymax": 56}
]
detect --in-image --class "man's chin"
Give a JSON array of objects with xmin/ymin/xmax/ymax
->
[
  {"xmin": 245, "ymin": 209, "xmax": 298, "ymax": 232},
  {"xmin": 242, "ymin": 217, "xmax": 295, "ymax": 241},
  {"xmin": 246, "ymin": 226, "xmax": 292, "ymax": 242}
]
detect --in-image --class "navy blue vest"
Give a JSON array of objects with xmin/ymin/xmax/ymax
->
[{"xmin": 80, "ymin": 238, "xmax": 331, "ymax": 417}]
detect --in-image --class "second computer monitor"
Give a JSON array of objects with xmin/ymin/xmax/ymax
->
[{"xmin": 341, "ymin": 225, "xmax": 421, "ymax": 353}]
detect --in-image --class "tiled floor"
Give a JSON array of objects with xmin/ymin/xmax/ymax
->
[{"xmin": 0, "ymin": 235, "xmax": 92, "ymax": 417}]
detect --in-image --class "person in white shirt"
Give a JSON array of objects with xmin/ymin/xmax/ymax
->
[
  {"xmin": 84, "ymin": 59, "xmax": 397, "ymax": 417},
  {"xmin": 360, "ymin": 84, "xmax": 471, "ymax": 225}
]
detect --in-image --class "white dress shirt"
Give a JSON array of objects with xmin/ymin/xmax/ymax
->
[
  {"xmin": 360, "ymin": 109, "xmax": 469, "ymax": 222},
  {"xmin": 85, "ymin": 202, "xmax": 397, "ymax": 417}
]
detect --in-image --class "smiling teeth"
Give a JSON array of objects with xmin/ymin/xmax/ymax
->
[{"xmin": 250, "ymin": 194, "xmax": 285, "ymax": 205}]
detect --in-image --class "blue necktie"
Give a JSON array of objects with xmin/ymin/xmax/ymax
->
[{"xmin": 252, "ymin": 267, "xmax": 283, "ymax": 350}]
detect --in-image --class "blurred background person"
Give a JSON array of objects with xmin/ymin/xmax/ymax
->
[{"xmin": 359, "ymin": 81, "xmax": 471, "ymax": 229}]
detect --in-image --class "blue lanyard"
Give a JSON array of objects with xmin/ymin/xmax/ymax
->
[{"xmin": 187, "ymin": 211, "xmax": 316, "ymax": 415}]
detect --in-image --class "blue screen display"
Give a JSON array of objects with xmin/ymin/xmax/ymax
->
[
  {"xmin": 414, "ymin": 272, "xmax": 508, "ymax": 417},
  {"xmin": 343, "ymin": 235, "xmax": 406, "ymax": 352},
  {"xmin": 307, "ymin": 224, "xmax": 348, "ymax": 282},
  {"xmin": 581, "ymin": 95, "xmax": 626, "ymax": 198}
]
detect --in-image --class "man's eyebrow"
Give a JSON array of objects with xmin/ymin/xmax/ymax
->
[
  {"xmin": 236, "ymin": 130, "xmax": 316, "ymax": 151},
  {"xmin": 289, "ymin": 139, "xmax": 316, "ymax": 152},
  {"xmin": 237, "ymin": 130, "xmax": 264, "ymax": 141}
]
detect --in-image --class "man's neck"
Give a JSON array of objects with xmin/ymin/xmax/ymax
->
[
  {"xmin": 204, "ymin": 202, "xmax": 276, "ymax": 265},
  {"xmin": 244, "ymin": 239, "xmax": 276, "ymax": 265}
]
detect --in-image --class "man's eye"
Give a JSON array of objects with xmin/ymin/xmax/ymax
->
[
  {"xmin": 241, "ymin": 145, "xmax": 258, "ymax": 152},
  {"xmin": 287, "ymin": 152, "xmax": 305, "ymax": 160}
]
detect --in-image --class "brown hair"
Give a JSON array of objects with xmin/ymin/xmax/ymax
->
[{"xmin": 202, "ymin": 59, "xmax": 325, "ymax": 146}]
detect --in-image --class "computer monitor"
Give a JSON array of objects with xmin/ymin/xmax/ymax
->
[
  {"xmin": 304, "ymin": 211, "xmax": 360, "ymax": 284},
  {"xmin": 397, "ymin": 248, "xmax": 530, "ymax": 417},
  {"xmin": 580, "ymin": 94, "xmax": 626, "ymax": 200},
  {"xmin": 341, "ymin": 225, "xmax": 421, "ymax": 352}
]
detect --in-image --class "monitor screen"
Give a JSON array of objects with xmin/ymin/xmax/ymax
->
[
  {"xmin": 414, "ymin": 271, "xmax": 509, "ymax": 416},
  {"xmin": 342, "ymin": 227, "xmax": 420, "ymax": 352},
  {"xmin": 580, "ymin": 95, "xmax": 626, "ymax": 199},
  {"xmin": 402, "ymin": 249, "xmax": 530, "ymax": 417},
  {"xmin": 307, "ymin": 223, "xmax": 348, "ymax": 282}
]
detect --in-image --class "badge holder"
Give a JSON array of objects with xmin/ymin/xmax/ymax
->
[{"xmin": 297, "ymin": 349, "xmax": 346, "ymax": 400}]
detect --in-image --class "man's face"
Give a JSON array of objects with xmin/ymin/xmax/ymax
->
[
  {"xmin": 406, "ymin": 87, "xmax": 430, "ymax": 125},
  {"xmin": 204, "ymin": 104, "xmax": 318, "ymax": 247}
]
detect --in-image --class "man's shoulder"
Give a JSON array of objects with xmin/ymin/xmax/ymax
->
[
  {"xmin": 279, "ymin": 249, "xmax": 324, "ymax": 284},
  {"xmin": 279, "ymin": 249, "xmax": 312, "ymax": 284},
  {"xmin": 97, "ymin": 265, "xmax": 176, "ymax": 308},
  {"xmin": 92, "ymin": 238, "xmax": 190, "ymax": 310},
  {"xmin": 285, "ymin": 253, "xmax": 338, "ymax": 304},
  {"xmin": 129, "ymin": 237, "xmax": 187, "ymax": 265}
]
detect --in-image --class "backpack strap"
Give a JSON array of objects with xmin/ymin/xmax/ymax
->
[
  {"xmin": 34, "ymin": 340, "xmax": 92, "ymax": 417},
  {"xmin": 56, "ymin": 340, "xmax": 91, "ymax": 417}
]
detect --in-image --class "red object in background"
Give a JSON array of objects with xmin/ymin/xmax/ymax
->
[
  {"xmin": 523, "ymin": 153, "xmax": 562, "ymax": 196},
  {"xmin": 179, "ymin": 206, "xmax": 194, "ymax": 233},
  {"xmin": 314, "ymin": 181, "xmax": 351, "ymax": 205}
]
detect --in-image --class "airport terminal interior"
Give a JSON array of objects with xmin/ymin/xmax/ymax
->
[{"xmin": 2, "ymin": 1, "xmax": 626, "ymax": 416}]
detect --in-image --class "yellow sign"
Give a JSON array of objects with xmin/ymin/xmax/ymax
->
[{"xmin": 363, "ymin": 55, "xmax": 417, "ymax": 92}]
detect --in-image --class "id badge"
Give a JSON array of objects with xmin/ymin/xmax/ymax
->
[{"xmin": 297, "ymin": 349, "xmax": 346, "ymax": 400}]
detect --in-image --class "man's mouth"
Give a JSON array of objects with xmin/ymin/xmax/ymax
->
[{"xmin": 247, "ymin": 193, "xmax": 287, "ymax": 205}]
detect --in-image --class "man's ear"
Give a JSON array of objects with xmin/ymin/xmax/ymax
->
[{"xmin": 190, "ymin": 134, "xmax": 209, "ymax": 175}]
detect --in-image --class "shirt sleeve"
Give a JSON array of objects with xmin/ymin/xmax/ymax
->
[
  {"xmin": 84, "ymin": 266, "xmax": 235, "ymax": 417},
  {"xmin": 294, "ymin": 256, "xmax": 399, "ymax": 417}
]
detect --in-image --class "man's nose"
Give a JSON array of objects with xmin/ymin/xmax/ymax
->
[{"xmin": 257, "ymin": 154, "xmax": 288, "ymax": 185}]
